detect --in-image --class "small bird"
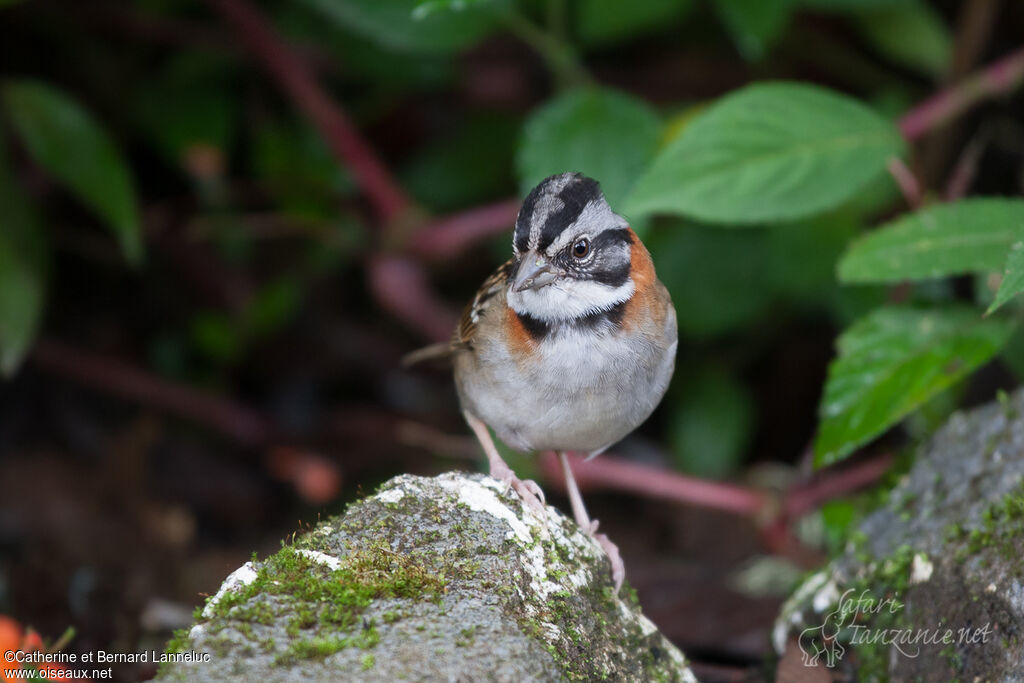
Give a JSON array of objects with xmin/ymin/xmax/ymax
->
[{"xmin": 407, "ymin": 172, "xmax": 677, "ymax": 589}]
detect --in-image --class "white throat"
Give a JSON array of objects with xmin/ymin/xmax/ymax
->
[{"xmin": 507, "ymin": 278, "xmax": 634, "ymax": 322}]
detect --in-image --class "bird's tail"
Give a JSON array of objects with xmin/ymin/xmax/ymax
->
[{"xmin": 401, "ymin": 342, "xmax": 456, "ymax": 368}]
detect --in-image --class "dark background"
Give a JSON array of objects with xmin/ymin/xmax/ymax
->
[{"xmin": 1, "ymin": 0, "xmax": 1022, "ymax": 680}]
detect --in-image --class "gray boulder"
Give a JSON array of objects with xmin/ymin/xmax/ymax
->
[
  {"xmin": 775, "ymin": 388, "xmax": 1024, "ymax": 680},
  {"xmin": 158, "ymin": 472, "xmax": 695, "ymax": 682}
]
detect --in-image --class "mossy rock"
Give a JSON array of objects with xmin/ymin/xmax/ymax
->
[
  {"xmin": 775, "ymin": 388, "xmax": 1024, "ymax": 680},
  {"xmin": 158, "ymin": 472, "xmax": 695, "ymax": 682}
]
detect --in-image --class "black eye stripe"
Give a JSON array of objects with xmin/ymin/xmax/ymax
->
[
  {"xmin": 588, "ymin": 227, "xmax": 633, "ymax": 251},
  {"xmin": 589, "ymin": 262, "xmax": 630, "ymax": 288}
]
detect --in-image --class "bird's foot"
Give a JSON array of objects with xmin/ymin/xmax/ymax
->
[
  {"xmin": 592, "ymin": 530, "xmax": 625, "ymax": 592},
  {"xmin": 579, "ymin": 518, "xmax": 624, "ymax": 592},
  {"xmin": 490, "ymin": 461, "xmax": 546, "ymax": 514}
]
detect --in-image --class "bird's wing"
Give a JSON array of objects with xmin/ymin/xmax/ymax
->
[
  {"xmin": 401, "ymin": 258, "xmax": 515, "ymax": 367},
  {"xmin": 455, "ymin": 257, "xmax": 516, "ymax": 347}
]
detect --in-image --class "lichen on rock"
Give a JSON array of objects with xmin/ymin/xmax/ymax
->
[
  {"xmin": 775, "ymin": 388, "xmax": 1024, "ymax": 680},
  {"xmin": 158, "ymin": 472, "xmax": 695, "ymax": 682}
]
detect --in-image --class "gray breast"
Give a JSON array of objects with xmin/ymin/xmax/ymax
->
[{"xmin": 454, "ymin": 305, "xmax": 677, "ymax": 455}]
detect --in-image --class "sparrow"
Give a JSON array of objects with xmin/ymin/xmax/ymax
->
[{"xmin": 407, "ymin": 172, "xmax": 677, "ymax": 589}]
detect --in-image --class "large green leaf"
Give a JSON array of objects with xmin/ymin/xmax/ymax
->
[
  {"xmin": 299, "ymin": 0, "xmax": 503, "ymax": 53},
  {"xmin": 2, "ymin": 80, "xmax": 142, "ymax": 265},
  {"xmin": 518, "ymin": 87, "xmax": 661, "ymax": 210},
  {"xmin": 837, "ymin": 199, "xmax": 1024, "ymax": 283},
  {"xmin": 855, "ymin": 0, "xmax": 952, "ymax": 77},
  {"xmin": 0, "ymin": 134, "xmax": 47, "ymax": 376},
  {"xmin": 987, "ymin": 238, "xmax": 1024, "ymax": 315},
  {"xmin": 814, "ymin": 307, "xmax": 1014, "ymax": 466},
  {"xmin": 625, "ymin": 82, "xmax": 904, "ymax": 224},
  {"xmin": 712, "ymin": 0, "xmax": 792, "ymax": 61}
]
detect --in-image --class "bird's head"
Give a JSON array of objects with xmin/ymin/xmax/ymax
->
[{"xmin": 508, "ymin": 172, "xmax": 638, "ymax": 322}]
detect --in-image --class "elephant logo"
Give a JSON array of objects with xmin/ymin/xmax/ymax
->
[{"xmin": 798, "ymin": 604, "xmax": 847, "ymax": 668}]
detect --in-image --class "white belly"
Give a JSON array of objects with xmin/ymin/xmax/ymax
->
[{"xmin": 454, "ymin": 323, "xmax": 676, "ymax": 454}]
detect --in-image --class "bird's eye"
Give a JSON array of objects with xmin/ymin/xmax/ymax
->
[{"xmin": 571, "ymin": 238, "xmax": 590, "ymax": 259}]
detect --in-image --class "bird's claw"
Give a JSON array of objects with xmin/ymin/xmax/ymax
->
[
  {"xmin": 592, "ymin": 531, "xmax": 625, "ymax": 592},
  {"xmin": 490, "ymin": 463, "xmax": 546, "ymax": 514}
]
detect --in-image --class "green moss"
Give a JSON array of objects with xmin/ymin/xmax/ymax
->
[
  {"xmin": 797, "ymin": 545, "xmax": 918, "ymax": 680},
  {"xmin": 174, "ymin": 530, "xmax": 451, "ymax": 667},
  {"xmin": 164, "ymin": 628, "xmax": 190, "ymax": 656},
  {"xmin": 454, "ymin": 626, "xmax": 477, "ymax": 647},
  {"xmin": 361, "ymin": 653, "xmax": 375, "ymax": 670},
  {"xmin": 946, "ymin": 481, "xmax": 1024, "ymax": 565}
]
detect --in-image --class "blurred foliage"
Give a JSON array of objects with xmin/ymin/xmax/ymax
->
[{"xmin": 0, "ymin": 0, "xmax": 1021, "ymax": 494}]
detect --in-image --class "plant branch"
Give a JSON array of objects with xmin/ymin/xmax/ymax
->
[
  {"xmin": 900, "ymin": 45, "xmax": 1024, "ymax": 141},
  {"xmin": 944, "ymin": 127, "xmax": 990, "ymax": 200},
  {"xmin": 30, "ymin": 339, "xmax": 275, "ymax": 446},
  {"xmin": 539, "ymin": 447, "xmax": 892, "ymax": 527},
  {"xmin": 368, "ymin": 256, "xmax": 459, "ymax": 342},
  {"xmin": 783, "ymin": 451, "xmax": 894, "ymax": 520},
  {"xmin": 887, "ymin": 157, "xmax": 923, "ymax": 209},
  {"xmin": 407, "ymin": 198, "xmax": 520, "ymax": 260},
  {"xmin": 204, "ymin": 0, "xmax": 411, "ymax": 224},
  {"xmin": 539, "ymin": 452, "xmax": 769, "ymax": 517},
  {"xmin": 502, "ymin": 9, "xmax": 591, "ymax": 88}
]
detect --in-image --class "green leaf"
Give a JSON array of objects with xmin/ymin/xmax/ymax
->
[
  {"xmin": 518, "ymin": 87, "xmax": 661, "ymax": 211},
  {"xmin": 625, "ymin": 82, "xmax": 904, "ymax": 224},
  {"xmin": 2, "ymin": 80, "xmax": 142, "ymax": 265},
  {"xmin": 669, "ymin": 368, "xmax": 754, "ymax": 478},
  {"xmin": 298, "ymin": 0, "xmax": 503, "ymax": 53},
  {"xmin": 854, "ymin": 0, "xmax": 952, "ymax": 77},
  {"xmin": 837, "ymin": 199, "xmax": 1024, "ymax": 283},
  {"xmin": 712, "ymin": 0, "xmax": 792, "ymax": 61},
  {"xmin": 987, "ymin": 238, "xmax": 1024, "ymax": 315},
  {"xmin": 0, "ymin": 133, "xmax": 47, "ymax": 376},
  {"xmin": 814, "ymin": 306, "xmax": 1014, "ymax": 466},
  {"xmin": 576, "ymin": 0, "xmax": 693, "ymax": 47}
]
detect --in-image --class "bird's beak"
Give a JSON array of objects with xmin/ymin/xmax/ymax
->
[{"xmin": 513, "ymin": 252, "xmax": 559, "ymax": 293}]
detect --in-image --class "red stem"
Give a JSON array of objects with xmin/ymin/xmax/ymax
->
[
  {"xmin": 204, "ymin": 0, "xmax": 410, "ymax": 224},
  {"xmin": 784, "ymin": 451, "xmax": 894, "ymax": 520},
  {"xmin": 368, "ymin": 255, "xmax": 459, "ymax": 342},
  {"xmin": 408, "ymin": 198, "xmax": 520, "ymax": 260},
  {"xmin": 900, "ymin": 46, "xmax": 1024, "ymax": 141},
  {"xmin": 540, "ymin": 448, "xmax": 892, "ymax": 525},
  {"xmin": 540, "ymin": 452, "xmax": 769, "ymax": 517},
  {"xmin": 31, "ymin": 339, "xmax": 274, "ymax": 446},
  {"xmin": 944, "ymin": 128, "xmax": 989, "ymax": 200},
  {"xmin": 886, "ymin": 157, "xmax": 922, "ymax": 209}
]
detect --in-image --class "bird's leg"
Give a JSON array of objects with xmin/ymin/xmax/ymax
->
[
  {"xmin": 464, "ymin": 411, "xmax": 546, "ymax": 513},
  {"xmin": 559, "ymin": 451, "xmax": 624, "ymax": 591}
]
